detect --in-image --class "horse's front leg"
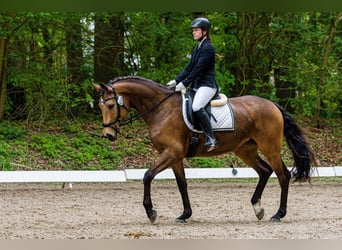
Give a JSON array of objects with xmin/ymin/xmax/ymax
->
[
  {"xmin": 172, "ymin": 161, "xmax": 192, "ymax": 223},
  {"xmin": 143, "ymin": 169, "xmax": 157, "ymax": 223},
  {"xmin": 142, "ymin": 153, "xmax": 182, "ymax": 224}
]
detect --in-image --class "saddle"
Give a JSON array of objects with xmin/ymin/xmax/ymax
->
[
  {"xmin": 182, "ymin": 89, "xmax": 234, "ymax": 157},
  {"xmin": 182, "ymin": 89, "xmax": 235, "ymax": 133}
]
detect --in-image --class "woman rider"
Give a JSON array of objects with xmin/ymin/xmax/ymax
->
[{"xmin": 167, "ymin": 17, "xmax": 218, "ymax": 152}]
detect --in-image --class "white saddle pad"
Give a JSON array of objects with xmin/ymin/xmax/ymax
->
[{"xmin": 182, "ymin": 94, "xmax": 235, "ymax": 133}]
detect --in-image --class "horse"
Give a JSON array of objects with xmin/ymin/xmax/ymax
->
[{"xmin": 93, "ymin": 76, "xmax": 315, "ymax": 223}]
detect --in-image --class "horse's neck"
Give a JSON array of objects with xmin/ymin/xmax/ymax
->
[{"xmin": 118, "ymin": 82, "xmax": 169, "ymax": 113}]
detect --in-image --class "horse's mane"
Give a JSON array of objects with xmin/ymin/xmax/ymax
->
[{"xmin": 110, "ymin": 76, "xmax": 168, "ymax": 90}]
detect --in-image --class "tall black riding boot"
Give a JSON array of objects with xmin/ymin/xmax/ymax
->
[{"xmin": 194, "ymin": 108, "xmax": 217, "ymax": 152}]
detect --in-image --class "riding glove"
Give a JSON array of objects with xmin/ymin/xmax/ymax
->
[
  {"xmin": 175, "ymin": 82, "xmax": 186, "ymax": 92},
  {"xmin": 166, "ymin": 79, "xmax": 177, "ymax": 87}
]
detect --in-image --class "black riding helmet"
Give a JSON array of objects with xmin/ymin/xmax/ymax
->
[{"xmin": 190, "ymin": 17, "xmax": 211, "ymax": 31}]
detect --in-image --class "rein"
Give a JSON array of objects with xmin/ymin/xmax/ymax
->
[
  {"xmin": 119, "ymin": 91, "xmax": 176, "ymax": 126},
  {"xmin": 101, "ymin": 83, "xmax": 176, "ymax": 128}
]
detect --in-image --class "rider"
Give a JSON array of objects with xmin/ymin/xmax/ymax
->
[{"xmin": 167, "ymin": 17, "xmax": 218, "ymax": 152}]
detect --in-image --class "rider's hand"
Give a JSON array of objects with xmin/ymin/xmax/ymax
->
[
  {"xmin": 175, "ymin": 82, "xmax": 186, "ymax": 92},
  {"xmin": 166, "ymin": 79, "xmax": 177, "ymax": 87}
]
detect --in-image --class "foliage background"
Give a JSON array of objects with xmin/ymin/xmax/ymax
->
[{"xmin": 0, "ymin": 12, "xmax": 341, "ymax": 170}]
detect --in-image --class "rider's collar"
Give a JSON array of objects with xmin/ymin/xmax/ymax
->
[{"xmin": 198, "ymin": 36, "xmax": 207, "ymax": 48}]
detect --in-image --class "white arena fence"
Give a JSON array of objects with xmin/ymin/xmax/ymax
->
[{"xmin": 0, "ymin": 167, "xmax": 341, "ymax": 184}]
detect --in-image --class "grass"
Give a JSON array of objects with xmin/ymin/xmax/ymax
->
[
  {"xmin": 0, "ymin": 117, "xmax": 341, "ymax": 171},
  {"xmin": 1, "ymin": 120, "xmax": 122, "ymax": 170}
]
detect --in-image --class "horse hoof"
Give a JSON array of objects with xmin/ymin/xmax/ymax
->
[
  {"xmin": 270, "ymin": 217, "xmax": 281, "ymax": 222},
  {"xmin": 256, "ymin": 208, "xmax": 265, "ymax": 220},
  {"xmin": 252, "ymin": 200, "xmax": 264, "ymax": 220},
  {"xmin": 148, "ymin": 210, "xmax": 157, "ymax": 224},
  {"xmin": 175, "ymin": 218, "xmax": 187, "ymax": 223}
]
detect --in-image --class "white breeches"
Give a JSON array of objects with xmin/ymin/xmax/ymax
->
[{"xmin": 192, "ymin": 86, "xmax": 217, "ymax": 112}]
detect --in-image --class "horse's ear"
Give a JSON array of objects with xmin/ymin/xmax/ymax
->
[
  {"xmin": 93, "ymin": 83, "xmax": 102, "ymax": 92},
  {"xmin": 93, "ymin": 83, "xmax": 110, "ymax": 93},
  {"xmin": 99, "ymin": 83, "xmax": 109, "ymax": 92}
]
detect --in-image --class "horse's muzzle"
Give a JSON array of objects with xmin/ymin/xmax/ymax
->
[
  {"xmin": 105, "ymin": 133, "xmax": 117, "ymax": 141},
  {"xmin": 103, "ymin": 127, "xmax": 117, "ymax": 141}
]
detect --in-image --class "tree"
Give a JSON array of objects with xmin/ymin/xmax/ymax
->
[
  {"xmin": 212, "ymin": 12, "xmax": 279, "ymax": 98},
  {"xmin": 0, "ymin": 12, "xmax": 29, "ymax": 121},
  {"xmin": 125, "ymin": 12, "xmax": 192, "ymax": 82},
  {"xmin": 94, "ymin": 12, "xmax": 126, "ymax": 84},
  {"xmin": 314, "ymin": 12, "xmax": 342, "ymax": 126},
  {"xmin": 1, "ymin": 12, "xmax": 341, "ymax": 123},
  {"xmin": 0, "ymin": 26, "xmax": 9, "ymax": 121},
  {"xmin": 280, "ymin": 12, "xmax": 342, "ymax": 120},
  {"xmin": 65, "ymin": 13, "xmax": 85, "ymax": 85}
]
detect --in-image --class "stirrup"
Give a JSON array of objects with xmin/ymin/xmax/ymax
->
[
  {"xmin": 206, "ymin": 144, "xmax": 216, "ymax": 152},
  {"xmin": 204, "ymin": 138, "xmax": 217, "ymax": 152}
]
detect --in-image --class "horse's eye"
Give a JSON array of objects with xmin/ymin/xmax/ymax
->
[{"xmin": 108, "ymin": 104, "xmax": 115, "ymax": 110}]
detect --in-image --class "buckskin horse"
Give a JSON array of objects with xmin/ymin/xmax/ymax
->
[{"xmin": 93, "ymin": 76, "xmax": 314, "ymax": 223}]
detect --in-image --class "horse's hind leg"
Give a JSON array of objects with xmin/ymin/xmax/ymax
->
[
  {"xmin": 267, "ymin": 156, "xmax": 291, "ymax": 221},
  {"xmin": 234, "ymin": 141, "xmax": 273, "ymax": 220},
  {"xmin": 172, "ymin": 162, "xmax": 192, "ymax": 222},
  {"xmin": 258, "ymin": 144, "xmax": 291, "ymax": 221}
]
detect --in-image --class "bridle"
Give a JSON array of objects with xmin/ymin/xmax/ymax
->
[
  {"xmin": 99, "ymin": 83, "xmax": 128, "ymax": 130},
  {"xmin": 99, "ymin": 82, "xmax": 176, "ymax": 131}
]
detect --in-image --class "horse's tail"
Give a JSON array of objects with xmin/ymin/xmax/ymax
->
[{"xmin": 274, "ymin": 103, "xmax": 315, "ymax": 182}]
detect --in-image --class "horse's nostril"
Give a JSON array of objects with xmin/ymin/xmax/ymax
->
[{"xmin": 106, "ymin": 133, "xmax": 116, "ymax": 141}]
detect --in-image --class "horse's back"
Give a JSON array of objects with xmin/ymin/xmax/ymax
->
[
  {"xmin": 229, "ymin": 95, "xmax": 280, "ymax": 117},
  {"xmin": 229, "ymin": 95, "xmax": 284, "ymax": 136},
  {"xmin": 229, "ymin": 95, "xmax": 274, "ymax": 106}
]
